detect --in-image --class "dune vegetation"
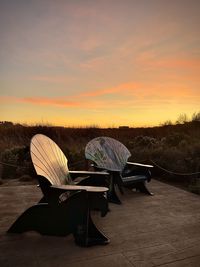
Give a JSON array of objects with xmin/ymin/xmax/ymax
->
[{"xmin": 0, "ymin": 112, "xmax": 199, "ymax": 194}]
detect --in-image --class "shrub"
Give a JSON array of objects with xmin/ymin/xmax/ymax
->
[
  {"xmin": 0, "ymin": 146, "xmax": 32, "ymax": 179},
  {"xmin": 0, "ymin": 119, "xmax": 199, "ymax": 194}
]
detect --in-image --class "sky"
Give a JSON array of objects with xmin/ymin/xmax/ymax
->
[{"xmin": 0, "ymin": 0, "xmax": 199, "ymax": 127}]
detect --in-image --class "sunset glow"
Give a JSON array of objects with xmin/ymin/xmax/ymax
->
[{"xmin": 0, "ymin": 0, "xmax": 199, "ymax": 127}]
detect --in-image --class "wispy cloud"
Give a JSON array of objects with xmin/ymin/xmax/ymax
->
[
  {"xmin": 0, "ymin": 96, "xmax": 80, "ymax": 107},
  {"xmin": 136, "ymin": 50, "xmax": 200, "ymax": 71},
  {"xmin": 156, "ymin": 58, "xmax": 200, "ymax": 71},
  {"xmin": 23, "ymin": 97, "xmax": 80, "ymax": 107},
  {"xmin": 1, "ymin": 80, "xmax": 198, "ymax": 112},
  {"xmin": 80, "ymin": 82, "xmax": 141, "ymax": 97}
]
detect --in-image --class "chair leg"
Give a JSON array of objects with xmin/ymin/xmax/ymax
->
[
  {"xmin": 89, "ymin": 193, "xmax": 109, "ymax": 217},
  {"xmin": 114, "ymin": 173, "xmax": 124, "ymax": 195},
  {"xmin": 87, "ymin": 213, "xmax": 110, "ymax": 246},
  {"xmin": 107, "ymin": 188, "xmax": 122, "ymax": 204},
  {"xmin": 7, "ymin": 204, "xmax": 65, "ymax": 235},
  {"xmin": 73, "ymin": 211, "xmax": 109, "ymax": 247},
  {"xmin": 107, "ymin": 174, "xmax": 122, "ymax": 204},
  {"xmin": 117, "ymin": 184, "xmax": 124, "ymax": 195},
  {"xmin": 7, "ymin": 192, "xmax": 88, "ymax": 237},
  {"xmin": 8, "ymin": 191, "xmax": 110, "ymax": 247},
  {"xmin": 136, "ymin": 182, "xmax": 154, "ymax": 196}
]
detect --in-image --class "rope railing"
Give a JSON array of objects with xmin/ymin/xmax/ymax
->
[
  {"xmin": 0, "ymin": 159, "xmax": 200, "ymax": 176},
  {"xmin": 0, "ymin": 160, "xmax": 86, "ymax": 169},
  {"xmin": 0, "ymin": 161, "xmax": 26, "ymax": 168},
  {"xmin": 150, "ymin": 160, "xmax": 200, "ymax": 176}
]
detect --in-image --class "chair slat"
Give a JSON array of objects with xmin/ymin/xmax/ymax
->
[
  {"xmin": 85, "ymin": 137, "xmax": 131, "ymax": 172},
  {"xmin": 30, "ymin": 134, "xmax": 69, "ymax": 185}
]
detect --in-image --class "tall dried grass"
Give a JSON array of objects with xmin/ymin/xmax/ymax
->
[{"xmin": 0, "ymin": 118, "xmax": 199, "ymax": 193}]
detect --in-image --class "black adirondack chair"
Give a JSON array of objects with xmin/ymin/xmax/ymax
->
[
  {"xmin": 8, "ymin": 134, "xmax": 110, "ymax": 247},
  {"xmin": 85, "ymin": 136, "xmax": 154, "ymax": 204}
]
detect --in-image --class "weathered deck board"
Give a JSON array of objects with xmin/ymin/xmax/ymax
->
[{"xmin": 0, "ymin": 179, "xmax": 200, "ymax": 267}]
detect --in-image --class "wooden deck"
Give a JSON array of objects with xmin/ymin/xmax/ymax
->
[{"xmin": 0, "ymin": 179, "xmax": 200, "ymax": 267}]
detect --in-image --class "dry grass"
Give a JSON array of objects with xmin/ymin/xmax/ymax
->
[{"xmin": 0, "ymin": 120, "xmax": 199, "ymax": 193}]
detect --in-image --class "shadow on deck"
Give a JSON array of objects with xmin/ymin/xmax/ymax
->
[{"xmin": 0, "ymin": 179, "xmax": 200, "ymax": 267}]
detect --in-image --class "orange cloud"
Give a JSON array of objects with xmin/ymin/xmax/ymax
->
[
  {"xmin": 152, "ymin": 58, "xmax": 200, "ymax": 70},
  {"xmin": 80, "ymin": 82, "xmax": 141, "ymax": 97},
  {"xmin": 1, "ymin": 80, "xmax": 199, "ymax": 111},
  {"xmin": 23, "ymin": 97, "xmax": 81, "ymax": 107},
  {"xmin": 0, "ymin": 96, "xmax": 80, "ymax": 107},
  {"xmin": 0, "ymin": 96, "xmax": 21, "ymax": 103},
  {"xmin": 137, "ymin": 52, "xmax": 200, "ymax": 71}
]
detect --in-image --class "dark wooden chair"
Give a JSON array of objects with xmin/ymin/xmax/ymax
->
[
  {"xmin": 8, "ymin": 134, "xmax": 110, "ymax": 247},
  {"xmin": 85, "ymin": 136, "xmax": 154, "ymax": 204}
]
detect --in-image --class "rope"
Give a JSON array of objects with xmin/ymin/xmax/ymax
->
[
  {"xmin": 0, "ymin": 159, "xmax": 86, "ymax": 169},
  {"xmin": 0, "ymin": 161, "xmax": 28, "ymax": 169},
  {"xmin": 1, "ymin": 159, "xmax": 200, "ymax": 176},
  {"xmin": 150, "ymin": 160, "xmax": 200, "ymax": 176}
]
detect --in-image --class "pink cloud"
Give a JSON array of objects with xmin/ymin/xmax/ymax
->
[
  {"xmin": 0, "ymin": 96, "xmax": 21, "ymax": 103},
  {"xmin": 1, "ymin": 79, "xmax": 198, "ymax": 111},
  {"xmin": 158, "ymin": 58, "xmax": 200, "ymax": 70},
  {"xmin": 80, "ymin": 82, "xmax": 141, "ymax": 97},
  {"xmin": 137, "ymin": 51, "xmax": 200, "ymax": 71},
  {"xmin": 23, "ymin": 97, "xmax": 80, "ymax": 107},
  {"xmin": 0, "ymin": 96, "xmax": 79, "ymax": 108}
]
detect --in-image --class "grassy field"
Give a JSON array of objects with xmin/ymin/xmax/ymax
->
[{"xmin": 0, "ymin": 116, "xmax": 199, "ymax": 193}]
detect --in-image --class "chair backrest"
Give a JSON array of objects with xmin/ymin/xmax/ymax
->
[
  {"xmin": 85, "ymin": 137, "xmax": 131, "ymax": 172},
  {"xmin": 30, "ymin": 134, "xmax": 71, "ymax": 185}
]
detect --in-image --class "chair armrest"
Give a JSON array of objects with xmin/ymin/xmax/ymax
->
[
  {"xmin": 91, "ymin": 164, "xmax": 123, "ymax": 172},
  {"xmin": 69, "ymin": 170, "xmax": 109, "ymax": 178},
  {"xmin": 69, "ymin": 171, "xmax": 110, "ymax": 187},
  {"xmin": 126, "ymin": 162, "xmax": 154, "ymax": 168},
  {"xmin": 91, "ymin": 164, "xmax": 108, "ymax": 171}
]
